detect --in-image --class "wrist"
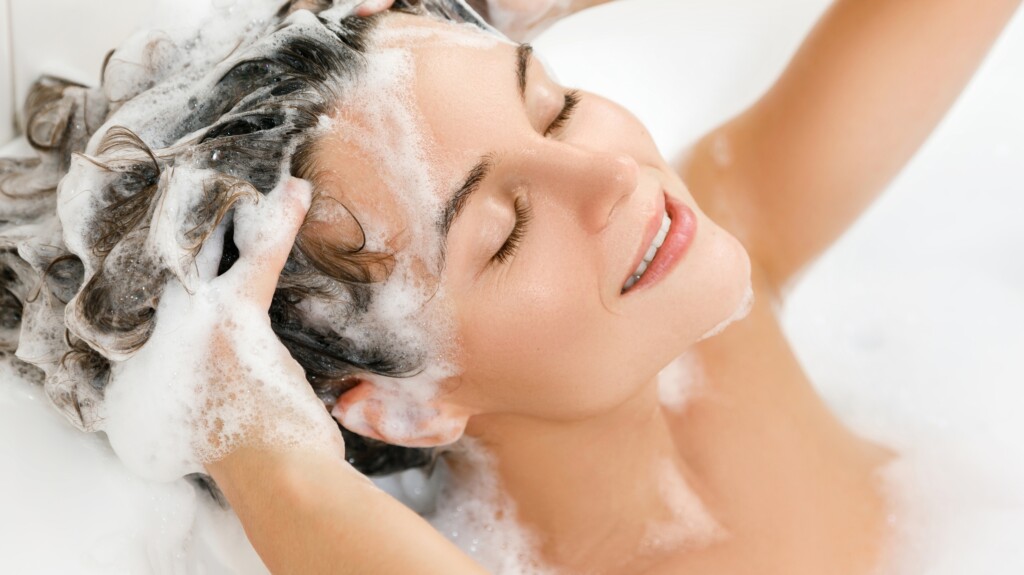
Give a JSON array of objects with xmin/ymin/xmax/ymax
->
[{"xmin": 206, "ymin": 442, "xmax": 355, "ymax": 504}]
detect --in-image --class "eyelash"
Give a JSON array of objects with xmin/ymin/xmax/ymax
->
[
  {"xmin": 493, "ymin": 196, "xmax": 533, "ymax": 264},
  {"xmin": 491, "ymin": 91, "xmax": 577, "ymax": 264},
  {"xmin": 544, "ymin": 90, "xmax": 580, "ymax": 136}
]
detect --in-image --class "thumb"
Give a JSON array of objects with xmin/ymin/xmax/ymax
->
[{"xmin": 227, "ymin": 177, "xmax": 313, "ymax": 306}]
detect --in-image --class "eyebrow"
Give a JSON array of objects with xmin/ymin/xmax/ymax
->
[
  {"xmin": 517, "ymin": 43, "xmax": 532, "ymax": 101},
  {"xmin": 441, "ymin": 155, "xmax": 494, "ymax": 237}
]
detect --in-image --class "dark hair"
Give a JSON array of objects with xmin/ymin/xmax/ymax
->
[{"xmin": 0, "ymin": 0, "xmax": 492, "ymax": 476}]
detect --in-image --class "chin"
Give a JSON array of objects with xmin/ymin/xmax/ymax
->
[{"xmin": 661, "ymin": 217, "xmax": 753, "ymax": 347}]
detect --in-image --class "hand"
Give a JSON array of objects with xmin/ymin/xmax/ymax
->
[
  {"xmin": 100, "ymin": 177, "xmax": 344, "ymax": 482},
  {"xmin": 350, "ymin": 0, "xmax": 609, "ymax": 41},
  {"xmin": 284, "ymin": 0, "xmax": 394, "ymax": 17},
  {"xmin": 471, "ymin": 0, "xmax": 611, "ymax": 41},
  {"xmin": 355, "ymin": 0, "xmax": 396, "ymax": 17}
]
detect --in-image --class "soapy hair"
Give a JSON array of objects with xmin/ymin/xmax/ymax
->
[{"xmin": 0, "ymin": 0, "xmax": 491, "ymax": 476}]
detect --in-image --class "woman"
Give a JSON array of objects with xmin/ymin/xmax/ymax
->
[{"xmin": 0, "ymin": 0, "xmax": 1018, "ymax": 573}]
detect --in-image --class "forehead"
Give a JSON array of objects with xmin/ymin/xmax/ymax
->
[{"xmin": 310, "ymin": 13, "xmax": 520, "ymax": 253}]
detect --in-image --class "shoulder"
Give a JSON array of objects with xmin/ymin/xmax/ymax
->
[{"xmin": 675, "ymin": 121, "xmax": 788, "ymax": 295}]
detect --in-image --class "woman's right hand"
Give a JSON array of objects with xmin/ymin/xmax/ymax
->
[
  {"xmin": 98, "ymin": 176, "xmax": 345, "ymax": 482},
  {"xmin": 192, "ymin": 177, "xmax": 346, "ymax": 463}
]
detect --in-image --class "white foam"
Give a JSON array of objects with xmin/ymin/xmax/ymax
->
[
  {"xmin": 428, "ymin": 439, "xmax": 557, "ymax": 575},
  {"xmin": 696, "ymin": 284, "xmax": 754, "ymax": 342},
  {"xmin": 657, "ymin": 350, "xmax": 705, "ymax": 413},
  {"xmin": 326, "ymin": 38, "xmax": 446, "ymax": 249},
  {"xmin": 4, "ymin": 0, "xmax": 1024, "ymax": 573},
  {"xmin": 84, "ymin": 2, "xmax": 497, "ymax": 483},
  {"xmin": 640, "ymin": 460, "xmax": 725, "ymax": 555},
  {"xmin": 0, "ymin": 362, "xmax": 267, "ymax": 574},
  {"xmin": 308, "ymin": 21, "xmax": 518, "ymax": 436},
  {"xmin": 335, "ymin": 361, "xmax": 465, "ymax": 445},
  {"xmin": 97, "ymin": 176, "xmax": 340, "ymax": 481},
  {"xmin": 96, "ymin": 0, "xmax": 285, "ymax": 147}
]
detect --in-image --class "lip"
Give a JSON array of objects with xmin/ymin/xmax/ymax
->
[{"xmin": 621, "ymin": 192, "xmax": 697, "ymax": 295}]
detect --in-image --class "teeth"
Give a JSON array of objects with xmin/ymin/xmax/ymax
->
[
  {"xmin": 644, "ymin": 243, "xmax": 659, "ymax": 264},
  {"xmin": 623, "ymin": 213, "xmax": 672, "ymax": 292},
  {"xmin": 635, "ymin": 259, "xmax": 649, "ymax": 278},
  {"xmin": 654, "ymin": 212, "xmax": 670, "ymax": 244}
]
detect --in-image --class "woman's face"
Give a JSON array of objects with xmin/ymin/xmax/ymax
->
[{"xmin": 312, "ymin": 13, "xmax": 750, "ymax": 432}]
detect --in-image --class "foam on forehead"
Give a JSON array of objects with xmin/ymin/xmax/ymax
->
[
  {"xmin": 307, "ymin": 14, "xmax": 510, "ymax": 370},
  {"xmin": 309, "ymin": 12, "xmax": 508, "ymax": 387},
  {"xmin": 326, "ymin": 13, "xmax": 507, "ymax": 253}
]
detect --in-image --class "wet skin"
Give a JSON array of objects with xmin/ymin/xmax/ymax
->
[
  {"xmin": 312, "ymin": 12, "xmax": 895, "ymax": 575},
  {"xmin": 204, "ymin": 0, "xmax": 1021, "ymax": 572}
]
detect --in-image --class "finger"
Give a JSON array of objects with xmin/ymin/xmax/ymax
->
[
  {"xmin": 194, "ymin": 220, "xmax": 227, "ymax": 285},
  {"xmin": 227, "ymin": 177, "xmax": 313, "ymax": 306},
  {"xmin": 355, "ymin": 0, "xmax": 395, "ymax": 17}
]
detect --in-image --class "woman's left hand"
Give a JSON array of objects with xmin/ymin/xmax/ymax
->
[
  {"xmin": 356, "ymin": 0, "xmax": 396, "ymax": 16},
  {"xmin": 285, "ymin": 0, "xmax": 394, "ymax": 16}
]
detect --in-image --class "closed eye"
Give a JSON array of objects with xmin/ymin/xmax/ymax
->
[
  {"xmin": 493, "ymin": 196, "xmax": 533, "ymax": 264},
  {"xmin": 544, "ymin": 90, "xmax": 580, "ymax": 136},
  {"xmin": 491, "ymin": 91, "xmax": 576, "ymax": 264}
]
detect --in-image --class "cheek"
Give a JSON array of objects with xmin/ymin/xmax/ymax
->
[
  {"xmin": 454, "ymin": 259, "xmax": 645, "ymax": 418},
  {"xmin": 661, "ymin": 216, "xmax": 753, "ymax": 342}
]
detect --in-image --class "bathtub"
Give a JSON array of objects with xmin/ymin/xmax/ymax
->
[{"xmin": 2, "ymin": 0, "xmax": 1023, "ymax": 572}]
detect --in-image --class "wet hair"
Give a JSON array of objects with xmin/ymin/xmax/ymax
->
[{"xmin": 0, "ymin": 0, "xmax": 491, "ymax": 476}]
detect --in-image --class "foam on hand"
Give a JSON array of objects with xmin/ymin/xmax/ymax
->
[
  {"xmin": 100, "ymin": 177, "xmax": 342, "ymax": 481},
  {"xmin": 72, "ymin": 0, "xmax": 504, "ymax": 480},
  {"xmin": 5, "ymin": 0, "xmax": 515, "ymax": 487},
  {"xmin": 8, "ymin": 0, "xmax": 496, "ymax": 480}
]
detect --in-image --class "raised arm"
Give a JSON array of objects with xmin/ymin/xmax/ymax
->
[
  {"xmin": 680, "ymin": 0, "xmax": 1021, "ymax": 293},
  {"xmin": 208, "ymin": 448, "xmax": 487, "ymax": 575},
  {"xmin": 194, "ymin": 179, "xmax": 485, "ymax": 574}
]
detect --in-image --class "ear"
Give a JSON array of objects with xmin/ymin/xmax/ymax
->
[{"xmin": 331, "ymin": 378, "xmax": 470, "ymax": 448}]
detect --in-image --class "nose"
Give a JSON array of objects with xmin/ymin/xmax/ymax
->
[{"xmin": 527, "ymin": 147, "xmax": 639, "ymax": 233}]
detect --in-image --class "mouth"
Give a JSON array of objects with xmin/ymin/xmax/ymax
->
[{"xmin": 621, "ymin": 193, "xmax": 697, "ymax": 294}]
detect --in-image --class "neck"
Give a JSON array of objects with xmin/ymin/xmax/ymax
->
[{"xmin": 451, "ymin": 381, "xmax": 723, "ymax": 573}]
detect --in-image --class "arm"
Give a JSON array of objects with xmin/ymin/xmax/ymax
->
[
  {"xmin": 680, "ymin": 0, "xmax": 1021, "ymax": 292},
  {"xmin": 207, "ymin": 448, "xmax": 487, "ymax": 575},
  {"xmin": 213, "ymin": 195, "xmax": 483, "ymax": 574},
  {"xmin": 150, "ymin": 173, "xmax": 483, "ymax": 575},
  {"xmin": 189, "ymin": 8, "xmax": 485, "ymax": 574}
]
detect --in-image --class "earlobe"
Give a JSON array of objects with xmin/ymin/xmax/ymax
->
[{"xmin": 331, "ymin": 379, "xmax": 470, "ymax": 448}]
